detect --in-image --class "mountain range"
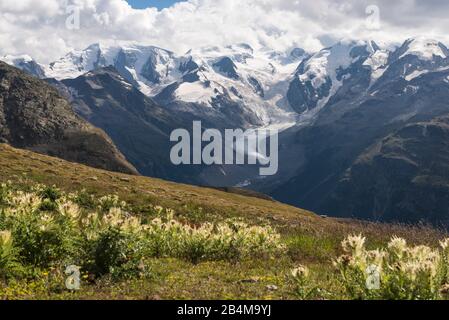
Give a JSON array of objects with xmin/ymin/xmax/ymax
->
[{"xmin": 3, "ymin": 37, "xmax": 449, "ymax": 225}]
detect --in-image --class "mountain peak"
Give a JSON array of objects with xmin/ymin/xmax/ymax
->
[
  {"xmin": 226, "ymin": 43, "xmax": 254, "ymax": 54},
  {"xmin": 1, "ymin": 54, "xmax": 46, "ymax": 78},
  {"xmin": 86, "ymin": 42, "xmax": 102, "ymax": 50},
  {"xmin": 400, "ymin": 37, "xmax": 448, "ymax": 60},
  {"xmin": 212, "ymin": 56, "xmax": 239, "ymax": 79},
  {"xmin": 290, "ymin": 48, "xmax": 307, "ymax": 60},
  {"xmin": 1, "ymin": 54, "xmax": 34, "ymax": 64}
]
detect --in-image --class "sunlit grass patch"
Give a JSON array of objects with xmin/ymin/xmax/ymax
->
[{"xmin": 285, "ymin": 233, "xmax": 337, "ymax": 262}]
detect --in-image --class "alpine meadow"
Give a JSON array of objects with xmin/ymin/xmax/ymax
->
[{"xmin": 1, "ymin": 0, "xmax": 449, "ymax": 305}]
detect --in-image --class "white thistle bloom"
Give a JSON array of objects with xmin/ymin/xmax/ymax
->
[
  {"xmin": 342, "ymin": 234, "xmax": 366, "ymax": 264},
  {"xmin": 291, "ymin": 265, "xmax": 309, "ymax": 279},
  {"xmin": 367, "ymin": 249, "xmax": 386, "ymax": 269},
  {"xmin": 388, "ymin": 236, "xmax": 408, "ymax": 259},
  {"xmin": 439, "ymin": 238, "xmax": 449, "ymax": 250},
  {"xmin": 39, "ymin": 213, "xmax": 55, "ymax": 231},
  {"xmin": 57, "ymin": 200, "xmax": 80, "ymax": 220},
  {"xmin": 0, "ymin": 230, "xmax": 12, "ymax": 245},
  {"xmin": 102, "ymin": 207, "xmax": 125, "ymax": 227}
]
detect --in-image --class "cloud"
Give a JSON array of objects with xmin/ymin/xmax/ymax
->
[{"xmin": 1, "ymin": 0, "xmax": 448, "ymax": 63}]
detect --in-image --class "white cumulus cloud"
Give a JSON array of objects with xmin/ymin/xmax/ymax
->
[{"xmin": 1, "ymin": 0, "xmax": 448, "ymax": 63}]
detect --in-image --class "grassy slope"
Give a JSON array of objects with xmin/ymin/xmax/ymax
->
[{"xmin": 0, "ymin": 143, "xmax": 446, "ymax": 299}]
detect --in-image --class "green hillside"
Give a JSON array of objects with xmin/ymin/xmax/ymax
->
[{"xmin": 0, "ymin": 144, "xmax": 447, "ymax": 300}]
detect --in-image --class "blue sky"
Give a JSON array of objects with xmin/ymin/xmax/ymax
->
[{"xmin": 126, "ymin": 0, "xmax": 184, "ymax": 10}]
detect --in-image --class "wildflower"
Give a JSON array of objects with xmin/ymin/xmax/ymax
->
[
  {"xmin": 336, "ymin": 234, "xmax": 446, "ymax": 300},
  {"xmin": 440, "ymin": 284, "xmax": 449, "ymax": 295},
  {"xmin": 102, "ymin": 207, "xmax": 125, "ymax": 227},
  {"xmin": 57, "ymin": 200, "xmax": 80, "ymax": 220},
  {"xmin": 341, "ymin": 234, "xmax": 367, "ymax": 268},
  {"xmin": 39, "ymin": 213, "xmax": 55, "ymax": 231},
  {"xmin": 0, "ymin": 183, "xmax": 285, "ymax": 282},
  {"xmin": 406, "ymin": 245, "xmax": 440, "ymax": 278},
  {"xmin": 342, "ymin": 234, "xmax": 366, "ymax": 255},
  {"xmin": 291, "ymin": 265, "xmax": 309, "ymax": 279},
  {"xmin": 440, "ymin": 238, "xmax": 449, "ymax": 251},
  {"xmin": 0, "ymin": 230, "xmax": 12, "ymax": 245},
  {"xmin": 6, "ymin": 192, "xmax": 42, "ymax": 215},
  {"xmin": 122, "ymin": 216, "xmax": 142, "ymax": 233},
  {"xmin": 366, "ymin": 249, "xmax": 386, "ymax": 270},
  {"xmin": 334, "ymin": 254, "xmax": 352, "ymax": 267},
  {"xmin": 98, "ymin": 194, "xmax": 121, "ymax": 211},
  {"xmin": 81, "ymin": 212, "xmax": 100, "ymax": 228},
  {"xmin": 154, "ymin": 206, "xmax": 164, "ymax": 215},
  {"xmin": 388, "ymin": 236, "xmax": 407, "ymax": 256}
]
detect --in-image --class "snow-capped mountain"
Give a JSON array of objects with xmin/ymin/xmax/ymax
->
[
  {"xmin": 268, "ymin": 37, "xmax": 449, "ymax": 226},
  {"xmin": 398, "ymin": 37, "xmax": 449, "ymax": 61},
  {"xmin": 3, "ymin": 37, "xmax": 448, "ymax": 129},
  {"xmin": 36, "ymin": 43, "xmax": 307, "ymax": 128},
  {"xmin": 45, "ymin": 43, "xmax": 179, "ymax": 92},
  {"xmin": 286, "ymin": 40, "xmax": 392, "ymax": 117},
  {"xmin": 1, "ymin": 54, "xmax": 46, "ymax": 79},
  {"xmin": 287, "ymin": 40, "xmax": 373, "ymax": 115},
  {"xmin": 373, "ymin": 37, "xmax": 449, "ymax": 84},
  {"xmin": 154, "ymin": 43, "xmax": 308, "ymax": 127},
  {"xmin": 284, "ymin": 38, "xmax": 449, "ymax": 122}
]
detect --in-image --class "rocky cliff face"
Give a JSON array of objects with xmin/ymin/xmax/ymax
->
[
  {"xmin": 322, "ymin": 116, "xmax": 449, "ymax": 225},
  {"xmin": 0, "ymin": 61, "xmax": 138, "ymax": 175},
  {"xmin": 56, "ymin": 66, "xmax": 203, "ymax": 183}
]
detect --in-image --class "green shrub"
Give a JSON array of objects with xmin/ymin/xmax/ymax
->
[
  {"xmin": 88, "ymin": 227, "xmax": 134, "ymax": 278},
  {"xmin": 97, "ymin": 195, "xmax": 126, "ymax": 213},
  {"xmin": 12, "ymin": 213, "xmax": 72, "ymax": 267},
  {"xmin": 39, "ymin": 199, "xmax": 58, "ymax": 212},
  {"xmin": 0, "ymin": 182, "xmax": 11, "ymax": 206},
  {"xmin": 1, "ymin": 191, "xmax": 78, "ymax": 269},
  {"xmin": 37, "ymin": 185, "xmax": 61, "ymax": 202},
  {"xmin": 0, "ymin": 230, "xmax": 16, "ymax": 277},
  {"xmin": 70, "ymin": 189, "xmax": 96, "ymax": 209}
]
